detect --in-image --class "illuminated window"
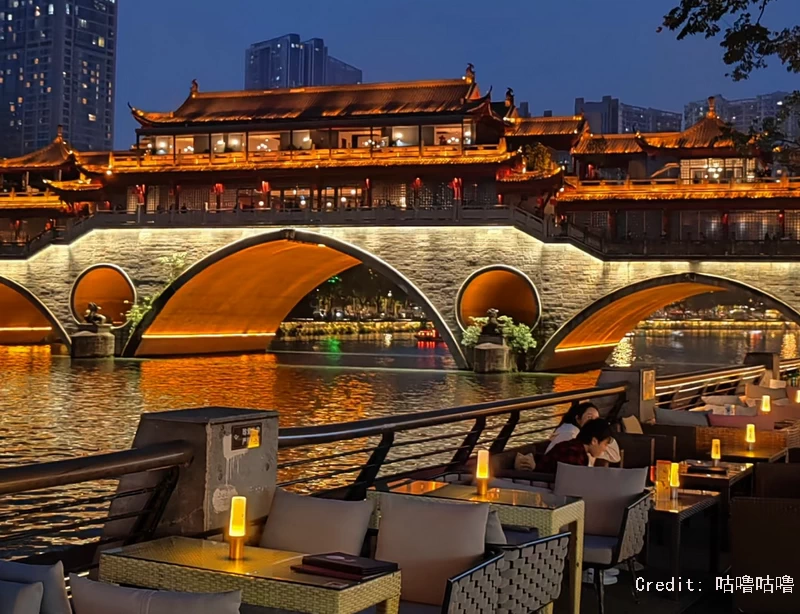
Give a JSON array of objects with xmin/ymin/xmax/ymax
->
[
  {"xmin": 98, "ymin": 36, "xmax": 104, "ymax": 47},
  {"xmin": 88, "ymin": 113, "xmax": 96, "ymax": 121},
  {"xmin": 48, "ymin": 3, "xmax": 53, "ymax": 14}
]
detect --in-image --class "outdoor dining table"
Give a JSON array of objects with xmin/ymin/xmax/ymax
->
[
  {"xmin": 716, "ymin": 445, "xmax": 788, "ymax": 464},
  {"xmin": 99, "ymin": 535, "xmax": 401, "ymax": 614},
  {"xmin": 369, "ymin": 479, "xmax": 585, "ymax": 614}
]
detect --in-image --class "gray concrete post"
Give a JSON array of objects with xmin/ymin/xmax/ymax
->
[
  {"xmin": 104, "ymin": 407, "xmax": 278, "ymax": 543},
  {"xmin": 596, "ymin": 367, "xmax": 656, "ymax": 423},
  {"xmin": 744, "ymin": 352, "xmax": 780, "ymax": 382}
]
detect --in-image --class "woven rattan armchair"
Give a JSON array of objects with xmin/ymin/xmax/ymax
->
[
  {"xmin": 440, "ymin": 551, "xmax": 506, "ymax": 614},
  {"xmin": 583, "ymin": 491, "xmax": 652, "ymax": 614},
  {"xmin": 494, "ymin": 532, "xmax": 570, "ymax": 614}
]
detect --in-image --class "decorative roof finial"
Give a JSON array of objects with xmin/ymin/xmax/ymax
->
[
  {"xmin": 190, "ymin": 79, "xmax": 199, "ymax": 96},
  {"xmin": 707, "ymin": 96, "xmax": 717, "ymax": 119},
  {"xmin": 55, "ymin": 125, "xmax": 63, "ymax": 141},
  {"xmin": 505, "ymin": 87, "xmax": 515, "ymax": 108},
  {"xmin": 465, "ymin": 63, "xmax": 475, "ymax": 84}
]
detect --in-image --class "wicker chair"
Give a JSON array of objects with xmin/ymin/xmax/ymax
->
[
  {"xmin": 494, "ymin": 532, "xmax": 571, "ymax": 614},
  {"xmin": 440, "ymin": 551, "xmax": 506, "ymax": 614},
  {"xmin": 583, "ymin": 491, "xmax": 652, "ymax": 614}
]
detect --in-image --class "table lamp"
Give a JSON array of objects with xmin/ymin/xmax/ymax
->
[
  {"xmin": 746, "ymin": 424, "xmax": 756, "ymax": 452},
  {"xmin": 228, "ymin": 495, "xmax": 247, "ymax": 560},
  {"xmin": 761, "ymin": 395, "xmax": 771, "ymax": 414},
  {"xmin": 476, "ymin": 449, "xmax": 489, "ymax": 497},
  {"xmin": 711, "ymin": 438, "xmax": 721, "ymax": 467},
  {"xmin": 795, "ymin": 389, "xmax": 800, "ymax": 404},
  {"xmin": 669, "ymin": 462, "xmax": 680, "ymax": 500}
]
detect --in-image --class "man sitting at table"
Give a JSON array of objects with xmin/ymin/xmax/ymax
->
[{"xmin": 536, "ymin": 419, "xmax": 614, "ymax": 474}]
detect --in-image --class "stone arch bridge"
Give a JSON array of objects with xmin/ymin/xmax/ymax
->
[{"xmin": 1, "ymin": 224, "xmax": 800, "ymax": 370}]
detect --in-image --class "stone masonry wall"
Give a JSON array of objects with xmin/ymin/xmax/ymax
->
[{"xmin": 2, "ymin": 226, "xmax": 800, "ymax": 345}]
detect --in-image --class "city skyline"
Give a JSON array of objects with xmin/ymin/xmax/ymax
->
[{"xmin": 70, "ymin": 1, "xmax": 800, "ymax": 148}]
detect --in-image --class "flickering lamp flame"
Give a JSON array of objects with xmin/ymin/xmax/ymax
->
[
  {"xmin": 761, "ymin": 395, "xmax": 771, "ymax": 414},
  {"xmin": 669, "ymin": 462, "xmax": 680, "ymax": 488},
  {"xmin": 229, "ymin": 496, "xmax": 247, "ymax": 538},
  {"xmin": 746, "ymin": 424, "xmax": 756, "ymax": 445},
  {"xmin": 711, "ymin": 439, "xmax": 721, "ymax": 461}
]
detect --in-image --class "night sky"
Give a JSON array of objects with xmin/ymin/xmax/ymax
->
[{"xmin": 115, "ymin": 0, "xmax": 799, "ymax": 148}]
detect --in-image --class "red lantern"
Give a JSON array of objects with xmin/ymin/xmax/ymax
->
[
  {"xmin": 450, "ymin": 177, "xmax": 463, "ymax": 200},
  {"xmin": 134, "ymin": 184, "xmax": 146, "ymax": 204},
  {"xmin": 261, "ymin": 181, "xmax": 271, "ymax": 194},
  {"xmin": 412, "ymin": 177, "xmax": 422, "ymax": 192},
  {"xmin": 212, "ymin": 183, "xmax": 224, "ymax": 196}
]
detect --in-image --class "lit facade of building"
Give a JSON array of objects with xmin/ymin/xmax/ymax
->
[
  {"xmin": 245, "ymin": 34, "xmax": 362, "ymax": 90},
  {"xmin": 0, "ymin": 0, "xmax": 117, "ymax": 157},
  {"xmin": 562, "ymin": 97, "xmax": 799, "ymax": 242},
  {"xmin": 575, "ymin": 96, "xmax": 682, "ymax": 135}
]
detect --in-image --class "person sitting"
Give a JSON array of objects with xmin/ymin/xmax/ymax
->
[
  {"xmin": 546, "ymin": 402, "xmax": 620, "ymax": 466},
  {"xmin": 537, "ymin": 418, "xmax": 614, "ymax": 474}
]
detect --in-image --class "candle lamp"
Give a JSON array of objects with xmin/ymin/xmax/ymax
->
[
  {"xmin": 669, "ymin": 462, "xmax": 680, "ymax": 500},
  {"xmin": 761, "ymin": 395, "xmax": 771, "ymax": 414},
  {"xmin": 476, "ymin": 449, "xmax": 489, "ymax": 497},
  {"xmin": 746, "ymin": 424, "xmax": 756, "ymax": 452},
  {"xmin": 795, "ymin": 389, "xmax": 800, "ymax": 404},
  {"xmin": 711, "ymin": 438, "xmax": 721, "ymax": 467},
  {"xmin": 228, "ymin": 495, "xmax": 247, "ymax": 561}
]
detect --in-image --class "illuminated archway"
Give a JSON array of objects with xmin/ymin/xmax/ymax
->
[
  {"xmin": 70, "ymin": 264, "xmax": 136, "ymax": 327},
  {"xmin": 456, "ymin": 265, "xmax": 541, "ymax": 330},
  {"xmin": 534, "ymin": 272, "xmax": 800, "ymax": 372},
  {"xmin": 0, "ymin": 277, "xmax": 71, "ymax": 348},
  {"xmin": 123, "ymin": 229, "xmax": 466, "ymax": 367}
]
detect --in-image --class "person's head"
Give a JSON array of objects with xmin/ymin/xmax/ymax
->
[
  {"xmin": 575, "ymin": 418, "xmax": 614, "ymax": 458},
  {"xmin": 559, "ymin": 402, "xmax": 600, "ymax": 428}
]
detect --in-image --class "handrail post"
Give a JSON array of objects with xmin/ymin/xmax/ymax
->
[
  {"xmin": 489, "ymin": 411, "xmax": 520, "ymax": 454},
  {"xmin": 347, "ymin": 432, "xmax": 394, "ymax": 500},
  {"xmin": 447, "ymin": 416, "xmax": 486, "ymax": 471}
]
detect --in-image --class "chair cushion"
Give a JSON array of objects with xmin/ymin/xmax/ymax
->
[
  {"xmin": 655, "ymin": 407, "xmax": 710, "ymax": 427},
  {"xmin": 69, "ymin": 575, "xmax": 241, "ymax": 614},
  {"xmin": 620, "ymin": 416, "xmax": 643, "ymax": 435},
  {"xmin": 503, "ymin": 527, "xmax": 541, "ymax": 545},
  {"xmin": 583, "ymin": 535, "xmax": 619, "ymax": 566},
  {"xmin": 745, "ymin": 383, "xmax": 788, "ymax": 401},
  {"xmin": 485, "ymin": 509, "xmax": 507, "ymax": 545},
  {"xmin": 0, "ymin": 560, "xmax": 70, "ymax": 614},
  {"xmin": 701, "ymin": 395, "xmax": 746, "ymax": 407},
  {"xmin": 553, "ymin": 464, "xmax": 647, "ymax": 537},
  {"xmin": 707, "ymin": 414, "xmax": 775, "ymax": 430},
  {"xmin": 0, "ymin": 580, "xmax": 44, "ymax": 614},
  {"xmin": 260, "ymin": 488, "xmax": 373, "ymax": 555},
  {"xmin": 514, "ymin": 452, "xmax": 536, "ymax": 471},
  {"xmin": 375, "ymin": 494, "xmax": 488, "ymax": 606}
]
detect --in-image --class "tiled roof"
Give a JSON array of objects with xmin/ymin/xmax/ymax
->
[
  {"xmin": 638, "ymin": 116, "xmax": 735, "ymax": 151},
  {"xmin": 572, "ymin": 133, "xmax": 645, "ymax": 156},
  {"xmin": 507, "ymin": 116, "xmax": 584, "ymax": 137},
  {"xmin": 0, "ymin": 133, "xmax": 73, "ymax": 171},
  {"xmin": 131, "ymin": 79, "xmax": 485, "ymax": 126}
]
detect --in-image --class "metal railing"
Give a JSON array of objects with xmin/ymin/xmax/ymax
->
[
  {"xmin": 274, "ymin": 384, "xmax": 627, "ymax": 498},
  {"xmin": 0, "ymin": 441, "xmax": 193, "ymax": 571}
]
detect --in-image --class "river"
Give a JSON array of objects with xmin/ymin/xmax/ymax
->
[{"xmin": 1, "ymin": 329, "xmax": 797, "ymax": 469}]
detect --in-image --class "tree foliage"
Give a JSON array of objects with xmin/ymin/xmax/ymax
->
[
  {"xmin": 661, "ymin": 0, "xmax": 800, "ymax": 81},
  {"xmin": 662, "ymin": 1, "xmax": 800, "ymax": 170}
]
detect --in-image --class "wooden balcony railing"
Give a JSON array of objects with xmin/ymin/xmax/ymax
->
[{"xmin": 110, "ymin": 144, "xmax": 504, "ymax": 169}]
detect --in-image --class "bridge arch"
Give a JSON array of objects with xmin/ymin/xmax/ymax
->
[
  {"xmin": 123, "ymin": 228, "xmax": 467, "ymax": 367},
  {"xmin": 534, "ymin": 272, "xmax": 800, "ymax": 372},
  {"xmin": 0, "ymin": 276, "xmax": 71, "ymax": 349},
  {"xmin": 70, "ymin": 264, "xmax": 136, "ymax": 327},
  {"xmin": 455, "ymin": 265, "xmax": 541, "ymax": 330}
]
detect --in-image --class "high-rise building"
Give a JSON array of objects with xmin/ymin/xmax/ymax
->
[
  {"xmin": 326, "ymin": 56, "xmax": 362, "ymax": 86},
  {"xmin": 575, "ymin": 96, "xmax": 682, "ymax": 134},
  {"xmin": 0, "ymin": 0, "xmax": 117, "ymax": 157},
  {"xmin": 684, "ymin": 92, "xmax": 799, "ymax": 141},
  {"xmin": 245, "ymin": 34, "xmax": 362, "ymax": 90}
]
